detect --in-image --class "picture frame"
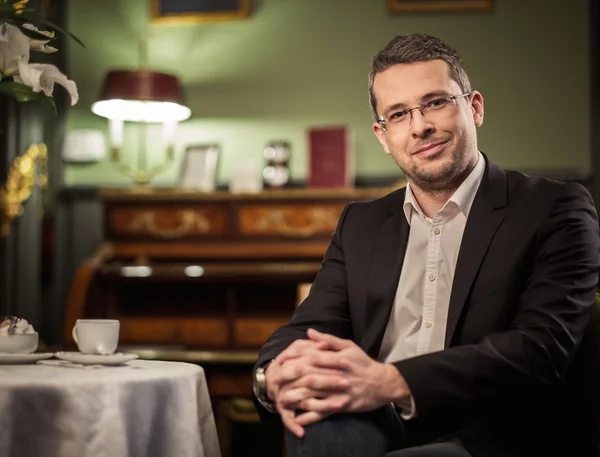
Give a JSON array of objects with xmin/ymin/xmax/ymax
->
[
  {"xmin": 387, "ymin": 0, "xmax": 492, "ymax": 13},
  {"xmin": 179, "ymin": 144, "xmax": 220, "ymax": 191},
  {"xmin": 151, "ymin": 0, "xmax": 251, "ymax": 25}
]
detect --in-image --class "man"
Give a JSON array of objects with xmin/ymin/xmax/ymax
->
[{"xmin": 253, "ymin": 33, "xmax": 600, "ymax": 457}]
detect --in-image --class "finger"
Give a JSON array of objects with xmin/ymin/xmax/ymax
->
[
  {"xmin": 277, "ymin": 387, "xmax": 314, "ymax": 409},
  {"xmin": 277, "ymin": 341, "xmax": 329, "ymax": 366},
  {"xmin": 294, "ymin": 410, "xmax": 331, "ymax": 427},
  {"xmin": 273, "ymin": 347, "xmax": 352, "ymax": 387},
  {"xmin": 278, "ymin": 384, "xmax": 346, "ymax": 409},
  {"xmin": 275, "ymin": 340, "xmax": 311, "ymax": 364},
  {"xmin": 275, "ymin": 339, "xmax": 321, "ymax": 364},
  {"xmin": 285, "ymin": 372, "xmax": 349, "ymax": 391},
  {"xmin": 270, "ymin": 360, "xmax": 306, "ymax": 385},
  {"xmin": 275, "ymin": 355, "xmax": 348, "ymax": 385},
  {"xmin": 307, "ymin": 329, "xmax": 355, "ymax": 351},
  {"xmin": 297, "ymin": 394, "xmax": 349, "ymax": 414},
  {"xmin": 276, "ymin": 340, "xmax": 329, "ymax": 365},
  {"xmin": 310, "ymin": 350, "xmax": 351, "ymax": 371},
  {"xmin": 274, "ymin": 353, "xmax": 334, "ymax": 384},
  {"xmin": 280, "ymin": 407, "xmax": 304, "ymax": 438},
  {"xmin": 315, "ymin": 340, "xmax": 329, "ymax": 350}
]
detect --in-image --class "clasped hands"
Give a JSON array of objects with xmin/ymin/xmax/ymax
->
[{"xmin": 265, "ymin": 328, "xmax": 410, "ymax": 437}]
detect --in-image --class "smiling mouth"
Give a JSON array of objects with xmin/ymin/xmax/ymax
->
[{"xmin": 413, "ymin": 140, "xmax": 448, "ymax": 155}]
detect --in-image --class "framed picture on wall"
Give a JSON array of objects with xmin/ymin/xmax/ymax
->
[
  {"xmin": 179, "ymin": 144, "xmax": 220, "ymax": 191},
  {"xmin": 151, "ymin": 0, "xmax": 251, "ymax": 24},
  {"xmin": 387, "ymin": 0, "xmax": 492, "ymax": 13}
]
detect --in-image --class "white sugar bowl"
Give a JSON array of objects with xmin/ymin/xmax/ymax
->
[{"xmin": 0, "ymin": 333, "xmax": 39, "ymax": 354}]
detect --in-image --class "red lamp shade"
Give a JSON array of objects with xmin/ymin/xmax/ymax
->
[
  {"xmin": 99, "ymin": 70, "xmax": 184, "ymax": 104},
  {"xmin": 91, "ymin": 70, "xmax": 191, "ymax": 123}
]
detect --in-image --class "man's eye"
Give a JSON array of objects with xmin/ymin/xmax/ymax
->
[
  {"xmin": 390, "ymin": 110, "xmax": 407, "ymax": 120},
  {"xmin": 428, "ymin": 98, "xmax": 449, "ymax": 108}
]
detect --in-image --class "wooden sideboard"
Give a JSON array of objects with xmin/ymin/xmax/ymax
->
[{"xmin": 64, "ymin": 187, "xmax": 394, "ymax": 350}]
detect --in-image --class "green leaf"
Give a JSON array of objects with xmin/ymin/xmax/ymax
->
[
  {"xmin": 16, "ymin": 25, "xmax": 56, "ymax": 41},
  {"xmin": 40, "ymin": 19, "xmax": 85, "ymax": 49},
  {"xmin": 0, "ymin": 82, "xmax": 57, "ymax": 115},
  {"xmin": 42, "ymin": 92, "xmax": 56, "ymax": 115},
  {"xmin": 0, "ymin": 81, "xmax": 45, "ymax": 102},
  {"xmin": 1, "ymin": 2, "xmax": 85, "ymax": 49},
  {"xmin": 5, "ymin": 15, "xmax": 85, "ymax": 49}
]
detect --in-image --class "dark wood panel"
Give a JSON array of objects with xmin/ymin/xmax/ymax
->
[{"xmin": 0, "ymin": 97, "xmax": 45, "ymax": 326}]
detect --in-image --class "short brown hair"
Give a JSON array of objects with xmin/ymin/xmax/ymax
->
[{"xmin": 368, "ymin": 33, "xmax": 472, "ymax": 121}]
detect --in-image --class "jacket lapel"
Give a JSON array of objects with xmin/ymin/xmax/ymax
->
[
  {"xmin": 363, "ymin": 191, "xmax": 410, "ymax": 358},
  {"xmin": 444, "ymin": 158, "xmax": 508, "ymax": 347}
]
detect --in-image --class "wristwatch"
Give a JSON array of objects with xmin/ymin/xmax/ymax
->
[{"xmin": 253, "ymin": 360, "xmax": 277, "ymax": 413}]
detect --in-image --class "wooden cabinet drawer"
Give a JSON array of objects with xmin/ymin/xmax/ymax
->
[
  {"xmin": 107, "ymin": 205, "xmax": 227, "ymax": 240},
  {"xmin": 119, "ymin": 317, "xmax": 229, "ymax": 347},
  {"xmin": 233, "ymin": 317, "xmax": 289, "ymax": 347},
  {"xmin": 183, "ymin": 319, "xmax": 229, "ymax": 347},
  {"xmin": 237, "ymin": 204, "xmax": 344, "ymax": 237},
  {"xmin": 120, "ymin": 317, "xmax": 184, "ymax": 344}
]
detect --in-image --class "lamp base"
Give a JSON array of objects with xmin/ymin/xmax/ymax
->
[{"xmin": 110, "ymin": 146, "xmax": 174, "ymax": 186}]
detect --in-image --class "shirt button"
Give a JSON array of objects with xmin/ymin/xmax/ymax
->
[
  {"xmin": 424, "ymin": 321, "xmax": 432, "ymax": 328},
  {"xmin": 432, "ymin": 227, "xmax": 440, "ymax": 235},
  {"xmin": 428, "ymin": 274, "xmax": 436, "ymax": 281}
]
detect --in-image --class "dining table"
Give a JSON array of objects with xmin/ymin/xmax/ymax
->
[{"xmin": 0, "ymin": 358, "xmax": 221, "ymax": 457}]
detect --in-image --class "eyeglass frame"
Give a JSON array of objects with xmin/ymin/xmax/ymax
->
[{"xmin": 377, "ymin": 92, "xmax": 471, "ymax": 132}]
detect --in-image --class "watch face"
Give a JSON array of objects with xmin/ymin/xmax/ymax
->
[
  {"xmin": 263, "ymin": 142, "xmax": 290, "ymax": 164},
  {"xmin": 263, "ymin": 165, "xmax": 289, "ymax": 187},
  {"xmin": 253, "ymin": 368, "xmax": 265, "ymax": 395}
]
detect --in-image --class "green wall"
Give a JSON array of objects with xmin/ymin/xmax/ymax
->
[{"xmin": 64, "ymin": 0, "xmax": 590, "ymax": 186}]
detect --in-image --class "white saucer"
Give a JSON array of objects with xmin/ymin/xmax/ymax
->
[
  {"xmin": 0, "ymin": 353, "xmax": 54, "ymax": 364},
  {"xmin": 55, "ymin": 351, "xmax": 139, "ymax": 366}
]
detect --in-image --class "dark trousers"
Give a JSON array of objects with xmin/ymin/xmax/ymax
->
[{"xmin": 285, "ymin": 405, "xmax": 472, "ymax": 457}]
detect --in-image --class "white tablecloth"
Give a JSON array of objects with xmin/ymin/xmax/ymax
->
[{"xmin": 0, "ymin": 359, "xmax": 221, "ymax": 457}]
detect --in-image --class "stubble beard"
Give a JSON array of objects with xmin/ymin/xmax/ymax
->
[{"xmin": 400, "ymin": 138, "xmax": 475, "ymax": 194}]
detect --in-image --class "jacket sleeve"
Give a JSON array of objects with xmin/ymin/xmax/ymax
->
[
  {"xmin": 394, "ymin": 182, "xmax": 600, "ymax": 426},
  {"xmin": 253, "ymin": 202, "xmax": 355, "ymax": 415}
]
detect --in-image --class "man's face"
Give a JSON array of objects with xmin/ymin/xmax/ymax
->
[{"xmin": 372, "ymin": 60, "xmax": 484, "ymax": 192}]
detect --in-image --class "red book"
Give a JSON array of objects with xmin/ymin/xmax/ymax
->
[{"xmin": 307, "ymin": 126, "xmax": 353, "ymax": 188}]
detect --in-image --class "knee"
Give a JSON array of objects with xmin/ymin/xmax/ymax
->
[{"xmin": 285, "ymin": 412, "xmax": 389, "ymax": 457}]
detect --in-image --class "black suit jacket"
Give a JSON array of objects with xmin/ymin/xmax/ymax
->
[{"xmin": 255, "ymin": 156, "xmax": 600, "ymax": 457}]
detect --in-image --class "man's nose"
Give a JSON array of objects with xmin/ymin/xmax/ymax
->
[{"xmin": 410, "ymin": 108, "xmax": 434, "ymax": 138}]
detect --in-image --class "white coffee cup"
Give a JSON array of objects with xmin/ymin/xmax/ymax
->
[{"xmin": 72, "ymin": 319, "xmax": 120, "ymax": 355}]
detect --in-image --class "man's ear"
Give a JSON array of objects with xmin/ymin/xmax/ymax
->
[
  {"xmin": 470, "ymin": 91, "xmax": 484, "ymax": 127},
  {"xmin": 373, "ymin": 122, "xmax": 392, "ymax": 155}
]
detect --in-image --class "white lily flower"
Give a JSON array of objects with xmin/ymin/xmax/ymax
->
[
  {"xmin": 15, "ymin": 62, "xmax": 78, "ymax": 105},
  {"xmin": 22, "ymin": 24, "xmax": 57, "ymax": 53},
  {"xmin": 0, "ymin": 23, "xmax": 30, "ymax": 76}
]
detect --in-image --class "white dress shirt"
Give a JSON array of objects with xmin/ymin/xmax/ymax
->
[{"xmin": 377, "ymin": 152, "xmax": 485, "ymax": 418}]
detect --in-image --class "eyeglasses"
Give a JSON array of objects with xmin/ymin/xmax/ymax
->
[{"xmin": 377, "ymin": 92, "xmax": 471, "ymax": 132}]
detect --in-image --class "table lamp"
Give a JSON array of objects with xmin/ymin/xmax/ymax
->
[{"xmin": 91, "ymin": 69, "xmax": 192, "ymax": 185}]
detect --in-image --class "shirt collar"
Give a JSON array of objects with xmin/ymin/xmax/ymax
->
[{"xmin": 403, "ymin": 151, "xmax": 485, "ymax": 223}]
